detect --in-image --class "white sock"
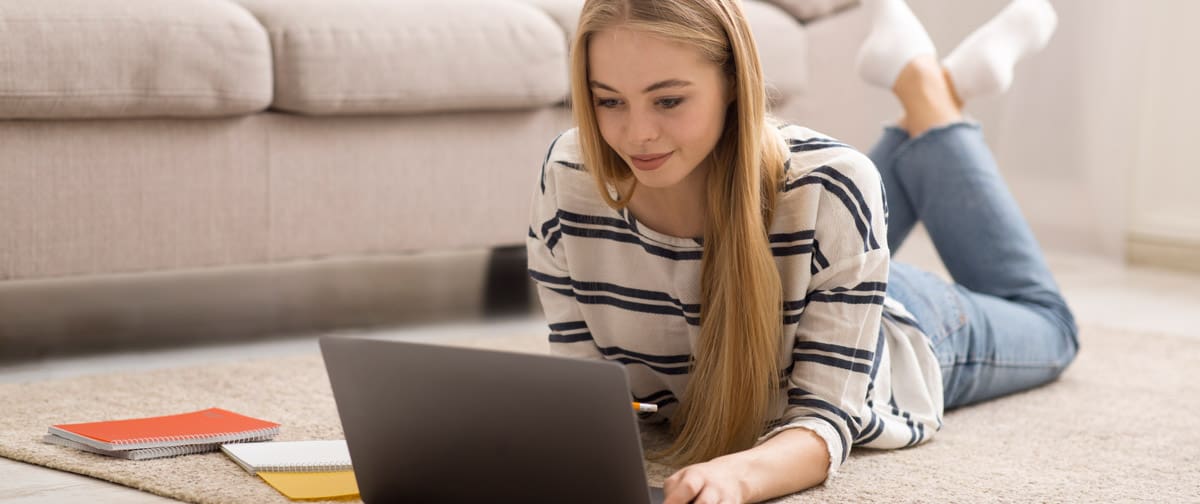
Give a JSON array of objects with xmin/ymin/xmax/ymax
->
[
  {"xmin": 855, "ymin": 0, "xmax": 937, "ymax": 89},
  {"xmin": 942, "ymin": 0, "xmax": 1058, "ymax": 101}
]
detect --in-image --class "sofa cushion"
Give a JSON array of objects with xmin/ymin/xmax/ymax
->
[
  {"xmin": 742, "ymin": 1, "xmax": 809, "ymax": 105},
  {"xmin": 761, "ymin": 0, "xmax": 860, "ymax": 23},
  {"xmin": 0, "ymin": 0, "xmax": 272, "ymax": 119},
  {"xmin": 234, "ymin": 0, "xmax": 568, "ymax": 116},
  {"xmin": 517, "ymin": 0, "xmax": 584, "ymax": 41}
]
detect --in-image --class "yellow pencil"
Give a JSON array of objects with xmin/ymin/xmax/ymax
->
[{"xmin": 632, "ymin": 402, "xmax": 658, "ymax": 413}]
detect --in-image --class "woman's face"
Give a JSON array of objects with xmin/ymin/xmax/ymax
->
[{"xmin": 588, "ymin": 27, "xmax": 733, "ymax": 190}]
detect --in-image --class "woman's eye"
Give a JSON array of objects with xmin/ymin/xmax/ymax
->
[
  {"xmin": 658, "ymin": 97, "xmax": 684, "ymax": 109},
  {"xmin": 593, "ymin": 97, "xmax": 682, "ymax": 109}
]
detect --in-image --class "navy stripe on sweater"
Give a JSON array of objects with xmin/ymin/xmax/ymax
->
[
  {"xmin": 548, "ymin": 320, "xmax": 587, "ymax": 332},
  {"xmin": 549, "ymin": 331, "xmax": 594, "ymax": 343},
  {"xmin": 811, "ymin": 239, "xmax": 830, "ymax": 275},
  {"xmin": 540, "ymin": 214, "xmax": 561, "ymax": 238},
  {"xmin": 787, "ymin": 137, "xmax": 853, "ymax": 153},
  {"xmin": 869, "ymin": 328, "xmax": 886, "ymax": 381},
  {"xmin": 596, "ymin": 345, "xmax": 691, "ymax": 365},
  {"xmin": 829, "ymin": 281, "xmax": 888, "ymax": 293},
  {"xmin": 546, "ymin": 230, "xmax": 563, "ymax": 252},
  {"xmin": 560, "ymin": 225, "xmax": 705, "ymax": 261},
  {"xmin": 528, "ymin": 269, "xmax": 570, "ymax": 286},
  {"xmin": 792, "ymin": 352, "xmax": 872, "ymax": 375},
  {"xmin": 539, "ymin": 131, "xmax": 567, "ymax": 193},
  {"xmin": 634, "ymin": 389, "xmax": 678, "ymax": 405},
  {"xmin": 772, "ymin": 244, "xmax": 814, "ymax": 257},
  {"xmin": 807, "ymin": 292, "xmax": 886, "ymax": 306},
  {"xmin": 883, "ymin": 310, "xmax": 922, "ymax": 329},
  {"xmin": 793, "ymin": 341, "xmax": 875, "ymax": 362},
  {"xmin": 555, "ymin": 160, "xmax": 584, "ymax": 171},
  {"xmin": 855, "ymin": 409, "xmax": 886, "ymax": 445},
  {"xmin": 787, "ymin": 388, "xmax": 861, "ymax": 439},
  {"xmin": 769, "ymin": 230, "xmax": 816, "ymax": 243}
]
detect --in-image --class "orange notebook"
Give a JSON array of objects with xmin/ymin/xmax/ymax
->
[{"xmin": 48, "ymin": 407, "xmax": 280, "ymax": 451}]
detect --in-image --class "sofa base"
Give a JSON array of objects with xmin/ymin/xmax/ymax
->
[{"xmin": 0, "ymin": 248, "xmax": 538, "ymax": 362}]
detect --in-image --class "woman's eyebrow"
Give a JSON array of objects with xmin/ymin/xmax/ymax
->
[{"xmin": 589, "ymin": 79, "xmax": 693, "ymax": 94}]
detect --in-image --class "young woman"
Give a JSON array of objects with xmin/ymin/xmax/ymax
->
[{"xmin": 525, "ymin": 0, "xmax": 1077, "ymax": 502}]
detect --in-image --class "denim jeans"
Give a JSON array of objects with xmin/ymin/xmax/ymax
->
[{"xmin": 867, "ymin": 122, "xmax": 1080, "ymax": 410}]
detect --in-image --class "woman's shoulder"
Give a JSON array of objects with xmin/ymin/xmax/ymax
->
[
  {"xmin": 536, "ymin": 128, "xmax": 624, "ymax": 215},
  {"xmin": 537, "ymin": 127, "xmax": 593, "ymax": 195},
  {"xmin": 771, "ymin": 123, "xmax": 887, "ymax": 256},
  {"xmin": 543, "ymin": 127, "xmax": 586, "ymax": 172},
  {"xmin": 773, "ymin": 122, "xmax": 880, "ymax": 195}
]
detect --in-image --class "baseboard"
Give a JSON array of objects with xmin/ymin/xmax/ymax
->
[{"xmin": 1126, "ymin": 234, "xmax": 1200, "ymax": 273}]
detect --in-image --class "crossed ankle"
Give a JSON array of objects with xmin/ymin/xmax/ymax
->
[{"xmin": 894, "ymin": 58, "xmax": 958, "ymax": 105}]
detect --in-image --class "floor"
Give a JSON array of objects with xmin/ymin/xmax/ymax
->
[{"xmin": 1, "ymin": 228, "xmax": 1197, "ymax": 503}]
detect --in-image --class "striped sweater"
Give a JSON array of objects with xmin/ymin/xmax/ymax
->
[{"xmin": 526, "ymin": 125, "xmax": 944, "ymax": 477}]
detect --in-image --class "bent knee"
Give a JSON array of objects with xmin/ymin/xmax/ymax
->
[
  {"xmin": 1028, "ymin": 300, "xmax": 1080, "ymax": 377},
  {"xmin": 1050, "ymin": 308, "xmax": 1080, "ymax": 377}
]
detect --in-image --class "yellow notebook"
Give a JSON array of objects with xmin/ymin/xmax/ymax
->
[{"xmin": 258, "ymin": 470, "xmax": 359, "ymax": 500}]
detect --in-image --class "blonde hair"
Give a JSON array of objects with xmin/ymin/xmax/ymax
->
[{"xmin": 570, "ymin": 0, "xmax": 787, "ymax": 466}]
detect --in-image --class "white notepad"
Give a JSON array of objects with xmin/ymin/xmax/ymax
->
[{"xmin": 220, "ymin": 440, "xmax": 352, "ymax": 475}]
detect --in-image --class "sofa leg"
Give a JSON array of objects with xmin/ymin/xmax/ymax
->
[{"xmin": 484, "ymin": 245, "xmax": 533, "ymax": 317}]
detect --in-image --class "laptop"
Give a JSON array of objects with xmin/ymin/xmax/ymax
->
[{"xmin": 320, "ymin": 335, "xmax": 667, "ymax": 504}]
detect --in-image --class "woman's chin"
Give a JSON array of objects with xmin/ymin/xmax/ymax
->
[
  {"xmin": 630, "ymin": 174, "xmax": 674, "ymax": 190},
  {"xmin": 629, "ymin": 169, "xmax": 688, "ymax": 190}
]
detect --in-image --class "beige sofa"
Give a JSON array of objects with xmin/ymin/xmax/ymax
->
[{"xmin": 0, "ymin": 0, "xmax": 857, "ymax": 360}]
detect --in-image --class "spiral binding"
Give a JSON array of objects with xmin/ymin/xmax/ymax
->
[
  {"xmin": 44, "ymin": 434, "xmax": 274, "ymax": 460},
  {"xmin": 106, "ymin": 426, "xmax": 282, "ymax": 450},
  {"xmin": 255, "ymin": 459, "xmax": 354, "ymax": 472}
]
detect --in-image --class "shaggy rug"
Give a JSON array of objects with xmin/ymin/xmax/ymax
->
[{"xmin": 0, "ymin": 325, "xmax": 1196, "ymax": 503}]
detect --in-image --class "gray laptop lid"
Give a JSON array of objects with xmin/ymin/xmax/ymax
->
[{"xmin": 320, "ymin": 335, "xmax": 664, "ymax": 504}]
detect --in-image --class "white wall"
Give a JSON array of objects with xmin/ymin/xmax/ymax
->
[
  {"xmin": 783, "ymin": 0, "xmax": 1185, "ymax": 261},
  {"xmin": 1128, "ymin": 2, "xmax": 1200, "ymax": 246}
]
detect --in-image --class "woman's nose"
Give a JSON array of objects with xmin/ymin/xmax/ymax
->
[{"xmin": 628, "ymin": 109, "xmax": 659, "ymax": 144}]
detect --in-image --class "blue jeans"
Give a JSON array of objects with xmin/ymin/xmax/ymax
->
[{"xmin": 868, "ymin": 122, "xmax": 1080, "ymax": 410}]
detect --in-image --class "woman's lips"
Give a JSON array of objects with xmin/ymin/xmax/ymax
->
[{"xmin": 630, "ymin": 151, "xmax": 673, "ymax": 171}]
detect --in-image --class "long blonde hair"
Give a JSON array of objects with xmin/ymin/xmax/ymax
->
[{"xmin": 570, "ymin": 0, "xmax": 787, "ymax": 466}]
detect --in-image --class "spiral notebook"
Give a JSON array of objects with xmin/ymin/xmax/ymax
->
[
  {"xmin": 47, "ymin": 408, "xmax": 280, "ymax": 452},
  {"xmin": 220, "ymin": 440, "xmax": 353, "ymax": 475}
]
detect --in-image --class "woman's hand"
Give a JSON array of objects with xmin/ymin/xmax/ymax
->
[
  {"xmin": 658, "ymin": 427, "xmax": 831, "ymax": 503},
  {"xmin": 661, "ymin": 455, "xmax": 752, "ymax": 504}
]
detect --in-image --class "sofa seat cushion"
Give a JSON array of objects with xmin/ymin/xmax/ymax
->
[
  {"xmin": 0, "ymin": 0, "xmax": 272, "ymax": 120},
  {"xmin": 234, "ymin": 0, "xmax": 568, "ymax": 116}
]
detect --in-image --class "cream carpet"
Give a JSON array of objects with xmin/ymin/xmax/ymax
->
[{"xmin": 1, "ymin": 325, "xmax": 1197, "ymax": 503}]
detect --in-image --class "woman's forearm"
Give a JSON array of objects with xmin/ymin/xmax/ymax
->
[{"xmin": 717, "ymin": 427, "xmax": 831, "ymax": 502}]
